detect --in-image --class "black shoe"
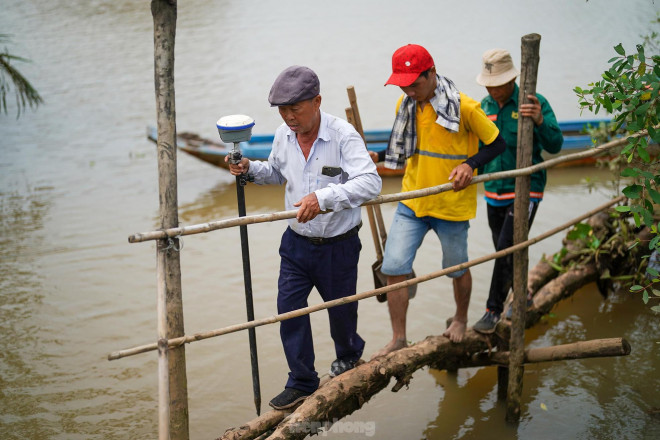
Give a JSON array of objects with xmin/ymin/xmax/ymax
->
[
  {"xmin": 268, "ymin": 387, "xmax": 311, "ymax": 410},
  {"xmin": 505, "ymin": 297, "xmax": 534, "ymax": 320},
  {"xmin": 473, "ymin": 310, "xmax": 500, "ymax": 334},
  {"xmin": 329, "ymin": 358, "xmax": 359, "ymax": 377}
]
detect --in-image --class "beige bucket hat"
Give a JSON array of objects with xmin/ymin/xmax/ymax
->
[{"xmin": 476, "ymin": 48, "xmax": 519, "ymax": 87}]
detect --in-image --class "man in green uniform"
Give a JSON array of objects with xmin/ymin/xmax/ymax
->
[{"xmin": 473, "ymin": 48, "xmax": 564, "ymax": 333}]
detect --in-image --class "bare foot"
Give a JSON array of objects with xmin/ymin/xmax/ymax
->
[
  {"xmin": 443, "ymin": 318, "xmax": 467, "ymax": 343},
  {"xmin": 370, "ymin": 338, "xmax": 407, "ymax": 360}
]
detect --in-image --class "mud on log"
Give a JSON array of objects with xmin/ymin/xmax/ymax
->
[{"xmin": 219, "ymin": 212, "xmax": 650, "ymax": 440}]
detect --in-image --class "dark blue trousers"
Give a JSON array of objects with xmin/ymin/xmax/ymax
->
[
  {"xmin": 277, "ymin": 227, "xmax": 365, "ymax": 393},
  {"xmin": 486, "ymin": 201, "xmax": 539, "ymax": 315}
]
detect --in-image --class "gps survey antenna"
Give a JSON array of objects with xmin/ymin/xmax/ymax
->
[{"xmin": 216, "ymin": 114, "xmax": 261, "ymax": 416}]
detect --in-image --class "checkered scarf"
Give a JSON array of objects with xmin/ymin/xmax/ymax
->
[{"xmin": 384, "ymin": 75, "xmax": 461, "ymax": 169}]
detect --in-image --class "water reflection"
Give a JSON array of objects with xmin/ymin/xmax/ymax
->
[
  {"xmin": 178, "ymin": 180, "xmax": 292, "ymax": 224},
  {"xmin": 421, "ymin": 285, "xmax": 660, "ymax": 440},
  {"xmin": 0, "ymin": 182, "xmax": 51, "ymax": 437}
]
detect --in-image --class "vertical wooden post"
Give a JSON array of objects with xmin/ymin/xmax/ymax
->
[
  {"xmin": 157, "ymin": 338, "xmax": 170, "ymax": 440},
  {"xmin": 496, "ymin": 336, "xmax": 510, "ymax": 400},
  {"xmin": 506, "ymin": 33, "xmax": 541, "ymax": 423},
  {"xmin": 151, "ymin": 1, "xmax": 190, "ymax": 438}
]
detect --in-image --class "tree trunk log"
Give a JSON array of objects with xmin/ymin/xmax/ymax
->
[{"xmin": 467, "ymin": 337, "xmax": 630, "ymax": 367}]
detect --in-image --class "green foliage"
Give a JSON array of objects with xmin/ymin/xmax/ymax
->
[
  {"xmin": 0, "ymin": 34, "xmax": 43, "ymax": 118},
  {"xmin": 574, "ymin": 28, "xmax": 660, "ymax": 308}
]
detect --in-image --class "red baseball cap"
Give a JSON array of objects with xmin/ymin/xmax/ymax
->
[{"xmin": 385, "ymin": 44, "xmax": 435, "ymax": 87}]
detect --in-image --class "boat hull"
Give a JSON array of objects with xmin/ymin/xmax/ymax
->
[{"xmin": 147, "ymin": 119, "xmax": 613, "ymax": 175}]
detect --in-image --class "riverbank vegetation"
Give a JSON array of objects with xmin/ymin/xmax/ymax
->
[{"xmin": 574, "ymin": 31, "xmax": 659, "ymax": 310}]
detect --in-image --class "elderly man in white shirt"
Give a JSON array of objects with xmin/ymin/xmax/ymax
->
[{"xmin": 227, "ymin": 65, "xmax": 381, "ymax": 410}]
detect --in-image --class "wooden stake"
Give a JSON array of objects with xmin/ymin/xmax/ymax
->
[
  {"xmin": 151, "ymin": 1, "xmax": 189, "ymax": 438},
  {"xmin": 508, "ymin": 32, "xmax": 541, "ymax": 423},
  {"xmin": 157, "ymin": 337, "xmax": 170, "ymax": 440},
  {"xmin": 346, "ymin": 86, "xmax": 365, "ymax": 142}
]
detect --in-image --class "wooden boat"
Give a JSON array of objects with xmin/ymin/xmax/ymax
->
[{"xmin": 147, "ymin": 118, "xmax": 612, "ymax": 176}]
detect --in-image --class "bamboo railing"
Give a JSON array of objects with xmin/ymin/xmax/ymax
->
[
  {"xmin": 126, "ymin": 134, "xmax": 633, "ymax": 244},
  {"xmin": 109, "ymin": 194, "xmax": 625, "ymax": 361}
]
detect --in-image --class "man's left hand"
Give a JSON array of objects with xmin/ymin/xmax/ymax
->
[
  {"xmin": 293, "ymin": 193, "xmax": 321, "ymax": 223},
  {"xmin": 448, "ymin": 163, "xmax": 474, "ymax": 191},
  {"xmin": 519, "ymin": 94, "xmax": 543, "ymax": 126}
]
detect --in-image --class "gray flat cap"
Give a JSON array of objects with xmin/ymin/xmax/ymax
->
[{"xmin": 268, "ymin": 65, "xmax": 320, "ymax": 106}]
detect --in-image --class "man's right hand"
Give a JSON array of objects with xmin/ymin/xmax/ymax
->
[{"xmin": 225, "ymin": 156, "xmax": 250, "ymax": 176}]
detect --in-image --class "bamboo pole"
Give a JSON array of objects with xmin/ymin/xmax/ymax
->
[
  {"xmin": 151, "ymin": 1, "xmax": 189, "ymax": 438},
  {"xmin": 157, "ymin": 338, "xmax": 170, "ymax": 440},
  {"xmin": 157, "ymin": 246, "xmax": 170, "ymax": 440},
  {"xmin": 108, "ymin": 196, "xmax": 624, "ymax": 361},
  {"xmin": 508, "ymin": 32, "xmax": 541, "ymax": 423},
  {"xmin": 346, "ymin": 88, "xmax": 393, "ymax": 300},
  {"xmin": 127, "ymin": 134, "xmax": 633, "ymax": 244},
  {"xmin": 346, "ymin": 105, "xmax": 382, "ymax": 262},
  {"xmin": 346, "ymin": 86, "xmax": 365, "ymax": 139}
]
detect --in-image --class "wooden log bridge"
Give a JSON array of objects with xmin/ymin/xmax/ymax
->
[
  {"xmin": 219, "ymin": 336, "xmax": 631, "ymax": 440},
  {"xmin": 218, "ymin": 211, "xmax": 650, "ymax": 440}
]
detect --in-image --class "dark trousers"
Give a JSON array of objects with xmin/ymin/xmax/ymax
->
[
  {"xmin": 277, "ymin": 227, "xmax": 365, "ymax": 393},
  {"xmin": 486, "ymin": 201, "xmax": 539, "ymax": 315}
]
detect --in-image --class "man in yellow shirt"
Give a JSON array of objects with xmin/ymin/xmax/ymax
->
[{"xmin": 372, "ymin": 44, "xmax": 505, "ymax": 358}]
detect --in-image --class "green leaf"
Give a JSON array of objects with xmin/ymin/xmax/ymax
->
[
  {"xmin": 650, "ymin": 235, "xmax": 660, "ymax": 249},
  {"xmin": 615, "ymin": 205, "xmax": 631, "ymax": 212},
  {"xmin": 643, "ymin": 290, "xmax": 649, "ymax": 304},
  {"xmin": 567, "ymin": 223, "xmax": 592, "ymax": 240},
  {"xmin": 637, "ymin": 44, "xmax": 646, "ymax": 62},
  {"xmin": 648, "ymin": 126, "xmax": 660, "ymax": 144},
  {"xmin": 651, "ymin": 305, "xmax": 660, "ymax": 313},
  {"xmin": 622, "ymin": 184, "xmax": 643, "ymax": 199},
  {"xmin": 547, "ymin": 260, "xmax": 563, "ymax": 272},
  {"xmin": 639, "ymin": 168, "xmax": 654, "ymax": 180},
  {"xmin": 630, "ymin": 285, "xmax": 644, "ymax": 292},
  {"xmin": 642, "ymin": 208, "xmax": 654, "ymax": 227},
  {"xmin": 614, "ymin": 43, "xmax": 625, "ymax": 56},
  {"xmin": 620, "ymin": 167, "xmax": 640, "ymax": 177},
  {"xmin": 635, "ymin": 101, "xmax": 651, "ymax": 115},
  {"xmin": 637, "ymin": 62, "xmax": 647, "ymax": 76},
  {"xmin": 621, "ymin": 143, "xmax": 634, "ymax": 156},
  {"xmin": 649, "ymin": 188, "xmax": 660, "ymax": 205}
]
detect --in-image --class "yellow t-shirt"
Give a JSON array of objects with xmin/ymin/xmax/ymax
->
[{"xmin": 399, "ymin": 92, "xmax": 499, "ymax": 221}]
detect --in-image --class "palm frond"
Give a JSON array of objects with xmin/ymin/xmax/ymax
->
[{"xmin": 0, "ymin": 34, "xmax": 43, "ymax": 118}]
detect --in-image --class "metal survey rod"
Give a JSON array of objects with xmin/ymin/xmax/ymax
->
[{"xmin": 217, "ymin": 115, "xmax": 261, "ymax": 416}]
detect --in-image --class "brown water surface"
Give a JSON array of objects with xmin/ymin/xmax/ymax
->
[{"xmin": 1, "ymin": 1, "xmax": 659, "ymax": 439}]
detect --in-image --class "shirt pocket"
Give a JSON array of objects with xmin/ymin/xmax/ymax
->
[{"xmin": 313, "ymin": 173, "xmax": 341, "ymax": 192}]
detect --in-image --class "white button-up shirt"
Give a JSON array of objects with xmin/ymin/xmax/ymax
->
[{"xmin": 248, "ymin": 111, "xmax": 382, "ymax": 237}]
